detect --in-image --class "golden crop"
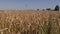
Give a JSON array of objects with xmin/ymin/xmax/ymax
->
[{"xmin": 0, "ymin": 10, "xmax": 60, "ymax": 34}]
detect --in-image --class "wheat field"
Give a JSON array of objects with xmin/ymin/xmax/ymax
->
[{"xmin": 0, "ymin": 10, "xmax": 60, "ymax": 34}]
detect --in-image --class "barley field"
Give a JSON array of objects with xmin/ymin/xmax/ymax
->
[{"xmin": 0, "ymin": 10, "xmax": 60, "ymax": 34}]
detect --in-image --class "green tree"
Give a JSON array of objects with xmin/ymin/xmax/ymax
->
[
  {"xmin": 54, "ymin": 5, "xmax": 59, "ymax": 11},
  {"xmin": 46, "ymin": 8, "xmax": 51, "ymax": 10},
  {"xmin": 37, "ymin": 9, "xmax": 39, "ymax": 11}
]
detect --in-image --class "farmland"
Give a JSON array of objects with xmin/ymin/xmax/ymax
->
[{"xmin": 0, "ymin": 10, "xmax": 60, "ymax": 34}]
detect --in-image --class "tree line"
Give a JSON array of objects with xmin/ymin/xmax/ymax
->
[
  {"xmin": 37, "ymin": 5, "xmax": 60, "ymax": 11},
  {"xmin": 46, "ymin": 5, "xmax": 60, "ymax": 11}
]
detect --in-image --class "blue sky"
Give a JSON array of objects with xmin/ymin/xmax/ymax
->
[{"xmin": 0, "ymin": 0, "xmax": 60, "ymax": 10}]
